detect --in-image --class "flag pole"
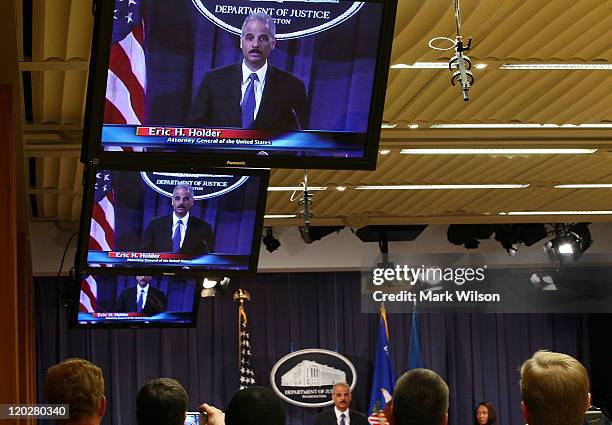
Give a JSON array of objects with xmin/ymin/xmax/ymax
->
[{"xmin": 233, "ymin": 289, "xmax": 251, "ymax": 364}]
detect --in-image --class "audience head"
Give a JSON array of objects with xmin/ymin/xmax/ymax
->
[
  {"xmin": 520, "ymin": 350, "xmax": 590, "ymax": 425},
  {"xmin": 474, "ymin": 402, "xmax": 497, "ymax": 425},
  {"xmin": 225, "ymin": 386, "xmax": 285, "ymax": 425},
  {"xmin": 44, "ymin": 358, "xmax": 106, "ymax": 424},
  {"xmin": 393, "ymin": 368, "xmax": 449, "ymax": 425},
  {"xmin": 332, "ymin": 382, "xmax": 353, "ymax": 412},
  {"xmin": 137, "ymin": 378, "xmax": 188, "ymax": 425}
]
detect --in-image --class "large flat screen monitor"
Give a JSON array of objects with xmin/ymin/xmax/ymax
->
[
  {"xmin": 82, "ymin": 0, "xmax": 397, "ymax": 169},
  {"xmin": 74, "ymin": 275, "xmax": 200, "ymax": 328},
  {"xmin": 76, "ymin": 164, "xmax": 269, "ymax": 277}
]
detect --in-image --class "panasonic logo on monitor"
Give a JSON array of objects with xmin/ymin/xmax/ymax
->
[{"xmin": 226, "ymin": 161, "xmax": 246, "ymax": 166}]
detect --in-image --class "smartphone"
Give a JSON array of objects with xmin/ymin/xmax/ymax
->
[{"xmin": 185, "ymin": 411, "xmax": 207, "ymax": 425}]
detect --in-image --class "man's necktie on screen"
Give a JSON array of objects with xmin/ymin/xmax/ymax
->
[
  {"xmin": 172, "ymin": 219, "xmax": 182, "ymax": 252},
  {"xmin": 241, "ymin": 73, "xmax": 259, "ymax": 128},
  {"xmin": 339, "ymin": 413, "xmax": 346, "ymax": 425},
  {"xmin": 137, "ymin": 289, "xmax": 144, "ymax": 313}
]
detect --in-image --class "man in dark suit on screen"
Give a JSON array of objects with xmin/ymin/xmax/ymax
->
[
  {"xmin": 141, "ymin": 183, "xmax": 213, "ymax": 255},
  {"xmin": 189, "ymin": 12, "xmax": 307, "ymax": 131},
  {"xmin": 314, "ymin": 382, "xmax": 369, "ymax": 425},
  {"xmin": 115, "ymin": 275, "xmax": 167, "ymax": 316}
]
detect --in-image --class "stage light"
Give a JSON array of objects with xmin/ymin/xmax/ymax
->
[
  {"xmin": 262, "ymin": 228, "xmax": 281, "ymax": 252},
  {"xmin": 447, "ymin": 224, "xmax": 496, "ymax": 249},
  {"xmin": 494, "ymin": 224, "xmax": 548, "ymax": 256},
  {"xmin": 544, "ymin": 223, "xmax": 592, "ymax": 262},
  {"xmin": 299, "ymin": 226, "xmax": 344, "ymax": 244},
  {"xmin": 201, "ymin": 277, "xmax": 231, "ymax": 297}
]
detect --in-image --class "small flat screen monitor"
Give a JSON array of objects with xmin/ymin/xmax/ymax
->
[
  {"xmin": 82, "ymin": 0, "xmax": 397, "ymax": 169},
  {"xmin": 76, "ymin": 164, "xmax": 269, "ymax": 277},
  {"xmin": 74, "ymin": 275, "xmax": 200, "ymax": 328}
]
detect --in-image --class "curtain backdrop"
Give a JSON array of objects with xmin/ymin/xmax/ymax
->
[{"xmin": 36, "ymin": 272, "xmax": 590, "ymax": 425}]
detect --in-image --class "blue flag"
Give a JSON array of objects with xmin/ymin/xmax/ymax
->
[
  {"xmin": 368, "ymin": 306, "xmax": 396, "ymax": 416},
  {"xmin": 408, "ymin": 310, "xmax": 424, "ymax": 369}
]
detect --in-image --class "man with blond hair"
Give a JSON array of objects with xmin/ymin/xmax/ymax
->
[
  {"xmin": 520, "ymin": 350, "xmax": 591, "ymax": 425},
  {"xmin": 44, "ymin": 358, "xmax": 106, "ymax": 424}
]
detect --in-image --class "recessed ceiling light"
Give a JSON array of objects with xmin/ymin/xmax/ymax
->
[
  {"xmin": 355, "ymin": 184, "xmax": 528, "ymax": 190},
  {"xmin": 400, "ymin": 148, "xmax": 597, "ymax": 155},
  {"xmin": 268, "ymin": 186, "xmax": 327, "ymax": 191},
  {"xmin": 500, "ymin": 211, "xmax": 612, "ymax": 216},
  {"xmin": 500, "ymin": 63, "xmax": 612, "ymax": 70},
  {"xmin": 264, "ymin": 214, "xmax": 297, "ymax": 219},
  {"xmin": 381, "ymin": 122, "xmax": 397, "ymax": 129},
  {"xmin": 555, "ymin": 184, "xmax": 612, "ymax": 188},
  {"xmin": 336, "ymin": 186, "xmax": 347, "ymax": 191},
  {"xmin": 379, "ymin": 149, "xmax": 391, "ymax": 155},
  {"xmin": 409, "ymin": 124, "xmax": 419, "ymax": 129},
  {"xmin": 474, "ymin": 63, "xmax": 488, "ymax": 69},
  {"xmin": 391, "ymin": 62, "xmax": 448, "ymax": 69}
]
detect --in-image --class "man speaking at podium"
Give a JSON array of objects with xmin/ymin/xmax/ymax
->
[
  {"xmin": 189, "ymin": 12, "xmax": 307, "ymax": 131},
  {"xmin": 315, "ymin": 382, "xmax": 369, "ymax": 425},
  {"xmin": 141, "ymin": 183, "xmax": 213, "ymax": 255},
  {"xmin": 116, "ymin": 275, "xmax": 167, "ymax": 316}
]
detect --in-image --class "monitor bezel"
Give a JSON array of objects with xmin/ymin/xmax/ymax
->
[
  {"xmin": 70, "ymin": 274, "xmax": 203, "ymax": 329},
  {"xmin": 81, "ymin": 0, "xmax": 398, "ymax": 170},
  {"xmin": 75, "ymin": 161, "xmax": 270, "ymax": 278}
]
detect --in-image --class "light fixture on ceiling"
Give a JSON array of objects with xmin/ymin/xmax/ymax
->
[
  {"xmin": 400, "ymin": 148, "xmax": 597, "ymax": 155},
  {"xmin": 500, "ymin": 210, "xmax": 612, "ymax": 216},
  {"xmin": 299, "ymin": 226, "xmax": 344, "ymax": 244},
  {"xmin": 379, "ymin": 149, "xmax": 391, "ymax": 155},
  {"xmin": 336, "ymin": 186, "xmax": 347, "ymax": 191},
  {"xmin": 474, "ymin": 63, "xmax": 488, "ymax": 69},
  {"xmin": 264, "ymin": 214, "xmax": 297, "ymax": 219},
  {"xmin": 355, "ymin": 184, "xmax": 528, "ymax": 190},
  {"xmin": 544, "ymin": 223, "xmax": 592, "ymax": 263},
  {"xmin": 429, "ymin": 123, "xmax": 612, "ymax": 128},
  {"xmin": 494, "ymin": 224, "xmax": 548, "ymax": 256},
  {"xmin": 554, "ymin": 184, "xmax": 612, "ymax": 188},
  {"xmin": 268, "ymin": 186, "xmax": 327, "ymax": 191},
  {"xmin": 390, "ymin": 62, "xmax": 449, "ymax": 69},
  {"xmin": 409, "ymin": 124, "xmax": 419, "ymax": 129},
  {"xmin": 500, "ymin": 63, "xmax": 612, "ymax": 70},
  {"xmin": 262, "ymin": 227, "xmax": 281, "ymax": 252},
  {"xmin": 381, "ymin": 122, "xmax": 397, "ymax": 128}
]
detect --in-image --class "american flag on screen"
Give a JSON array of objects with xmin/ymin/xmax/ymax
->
[
  {"xmin": 239, "ymin": 305, "xmax": 255, "ymax": 389},
  {"xmin": 104, "ymin": 0, "xmax": 146, "ymax": 125},
  {"xmin": 89, "ymin": 171, "xmax": 115, "ymax": 253},
  {"xmin": 80, "ymin": 275, "xmax": 98, "ymax": 313}
]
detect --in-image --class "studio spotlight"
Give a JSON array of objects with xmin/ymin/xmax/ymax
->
[
  {"xmin": 447, "ymin": 224, "xmax": 495, "ymax": 249},
  {"xmin": 262, "ymin": 227, "xmax": 281, "ymax": 252},
  {"xmin": 494, "ymin": 224, "xmax": 548, "ymax": 256},
  {"xmin": 544, "ymin": 223, "xmax": 592, "ymax": 262},
  {"xmin": 299, "ymin": 226, "xmax": 344, "ymax": 244},
  {"xmin": 201, "ymin": 277, "xmax": 231, "ymax": 297}
]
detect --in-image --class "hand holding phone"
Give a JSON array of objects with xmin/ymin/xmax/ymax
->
[{"xmin": 185, "ymin": 411, "xmax": 207, "ymax": 425}]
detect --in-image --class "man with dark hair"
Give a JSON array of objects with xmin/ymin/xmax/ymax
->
[
  {"xmin": 520, "ymin": 350, "xmax": 591, "ymax": 425},
  {"xmin": 44, "ymin": 358, "xmax": 106, "ymax": 424},
  {"xmin": 190, "ymin": 12, "xmax": 307, "ymax": 130},
  {"xmin": 141, "ymin": 183, "xmax": 213, "ymax": 255},
  {"xmin": 314, "ymin": 382, "xmax": 369, "ymax": 425},
  {"xmin": 225, "ymin": 386, "xmax": 285, "ymax": 425},
  {"xmin": 115, "ymin": 275, "xmax": 167, "ymax": 315},
  {"xmin": 393, "ymin": 368, "xmax": 449, "ymax": 425},
  {"xmin": 137, "ymin": 378, "xmax": 189, "ymax": 425}
]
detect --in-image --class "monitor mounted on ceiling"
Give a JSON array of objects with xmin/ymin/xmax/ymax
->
[
  {"xmin": 75, "ymin": 163, "xmax": 269, "ymax": 277},
  {"xmin": 81, "ymin": 0, "xmax": 398, "ymax": 170}
]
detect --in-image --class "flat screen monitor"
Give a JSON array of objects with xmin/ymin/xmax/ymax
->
[
  {"xmin": 73, "ymin": 275, "xmax": 200, "ymax": 328},
  {"xmin": 76, "ymin": 164, "xmax": 269, "ymax": 277},
  {"xmin": 82, "ymin": 0, "xmax": 397, "ymax": 170}
]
